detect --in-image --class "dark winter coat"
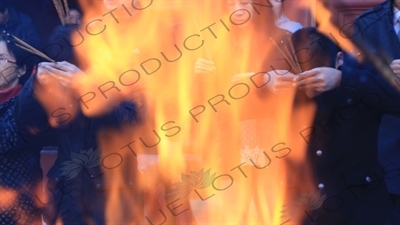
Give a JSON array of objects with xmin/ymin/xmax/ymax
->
[{"xmin": 1, "ymin": 82, "xmax": 55, "ymax": 225}]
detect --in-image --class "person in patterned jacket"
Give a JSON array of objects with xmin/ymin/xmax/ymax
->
[{"xmin": 0, "ymin": 33, "xmax": 54, "ymax": 224}]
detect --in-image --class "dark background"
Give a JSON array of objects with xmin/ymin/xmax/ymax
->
[{"xmin": 8, "ymin": 0, "xmax": 81, "ymax": 48}]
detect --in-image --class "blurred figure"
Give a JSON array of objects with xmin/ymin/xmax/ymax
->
[
  {"xmin": 46, "ymin": 8, "xmax": 82, "ymax": 64},
  {"xmin": 0, "ymin": 33, "xmax": 54, "ymax": 225},
  {"xmin": 67, "ymin": 8, "xmax": 81, "ymax": 25},
  {"xmin": 28, "ymin": 0, "xmax": 176, "ymax": 223},
  {"xmin": 193, "ymin": 0, "xmax": 297, "ymax": 223},
  {"xmin": 99, "ymin": 1, "xmax": 195, "ymax": 224},
  {"xmin": 291, "ymin": 27, "xmax": 399, "ymax": 225},
  {"xmin": 0, "ymin": 0, "xmax": 41, "ymax": 85},
  {"xmin": 0, "ymin": 0, "xmax": 40, "ymax": 48},
  {"xmin": 270, "ymin": 0, "xmax": 302, "ymax": 33},
  {"xmin": 351, "ymin": 1, "xmax": 400, "ymax": 223},
  {"xmin": 18, "ymin": 60, "xmax": 140, "ymax": 225}
]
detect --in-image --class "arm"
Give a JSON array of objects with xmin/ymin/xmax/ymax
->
[
  {"xmin": 13, "ymin": 75, "xmax": 58, "ymax": 147},
  {"xmin": 33, "ymin": 62, "xmax": 79, "ymax": 127},
  {"xmin": 265, "ymin": 70, "xmax": 297, "ymax": 95},
  {"xmin": 339, "ymin": 65, "xmax": 400, "ymax": 116},
  {"xmin": 36, "ymin": 61, "xmax": 126, "ymax": 118},
  {"xmin": 291, "ymin": 63, "xmax": 400, "ymax": 114},
  {"xmin": 92, "ymin": 101, "xmax": 138, "ymax": 130},
  {"xmin": 36, "ymin": 62, "xmax": 140, "ymax": 125},
  {"xmin": 293, "ymin": 67, "xmax": 342, "ymax": 98}
]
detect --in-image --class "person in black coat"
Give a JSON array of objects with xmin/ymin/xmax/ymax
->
[
  {"xmin": 0, "ymin": 33, "xmax": 54, "ymax": 225},
  {"xmin": 0, "ymin": 0, "xmax": 39, "ymax": 49},
  {"xmin": 350, "ymin": 1, "xmax": 400, "ymax": 223},
  {"xmin": 46, "ymin": 8, "xmax": 82, "ymax": 65},
  {"xmin": 14, "ymin": 60, "xmax": 143, "ymax": 225},
  {"xmin": 289, "ymin": 27, "xmax": 400, "ymax": 225}
]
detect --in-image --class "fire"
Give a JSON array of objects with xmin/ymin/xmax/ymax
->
[
  {"xmin": 48, "ymin": 0, "xmax": 346, "ymax": 224},
  {"xmin": 313, "ymin": 0, "xmax": 359, "ymax": 56}
]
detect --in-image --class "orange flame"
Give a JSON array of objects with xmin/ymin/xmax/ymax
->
[{"xmin": 47, "ymin": 0, "xmax": 331, "ymax": 224}]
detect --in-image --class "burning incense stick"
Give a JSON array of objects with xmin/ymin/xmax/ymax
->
[
  {"xmin": 7, "ymin": 33, "xmax": 55, "ymax": 62},
  {"xmin": 269, "ymin": 37, "xmax": 300, "ymax": 74},
  {"xmin": 282, "ymin": 40, "xmax": 301, "ymax": 74},
  {"xmin": 287, "ymin": 33, "xmax": 302, "ymax": 74}
]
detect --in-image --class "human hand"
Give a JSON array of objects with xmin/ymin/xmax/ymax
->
[
  {"xmin": 266, "ymin": 70, "xmax": 297, "ymax": 94},
  {"xmin": 293, "ymin": 67, "xmax": 342, "ymax": 98},
  {"xmin": 231, "ymin": 72, "xmax": 255, "ymax": 83},
  {"xmin": 35, "ymin": 62, "xmax": 81, "ymax": 127},
  {"xmin": 194, "ymin": 58, "xmax": 216, "ymax": 75},
  {"xmin": 36, "ymin": 62, "xmax": 56, "ymax": 85},
  {"xmin": 37, "ymin": 61, "xmax": 85, "ymax": 89},
  {"xmin": 390, "ymin": 59, "xmax": 400, "ymax": 77}
]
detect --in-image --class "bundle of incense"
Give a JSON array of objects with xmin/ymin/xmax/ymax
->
[
  {"xmin": 287, "ymin": 33, "xmax": 302, "ymax": 74},
  {"xmin": 269, "ymin": 37, "xmax": 301, "ymax": 75},
  {"xmin": 63, "ymin": 0, "xmax": 71, "ymax": 24},
  {"xmin": 53, "ymin": 0, "xmax": 65, "ymax": 25},
  {"xmin": 6, "ymin": 32, "xmax": 55, "ymax": 62},
  {"xmin": 53, "ymin": 0, "xmax": 70, "ymax": 25}
]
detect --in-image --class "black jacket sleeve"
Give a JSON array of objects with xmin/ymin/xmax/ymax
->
[
  {"xmin": 13, "ymin": 75, "xmax": 58, "ymax": 146},
  {"xmin": 91, "ymin": 101, "xmax": 139, "ymax": 129},
  {"xmin": 339, "ymin": 65, "xmax": 400, "ymax": 116}
]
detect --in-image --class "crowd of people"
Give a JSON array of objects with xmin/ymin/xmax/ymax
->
[{"xmin": 1, "ymin": 0, "xmax": 400, "ymax": 224}]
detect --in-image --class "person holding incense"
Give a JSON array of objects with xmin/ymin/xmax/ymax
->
[
  {"xmin": 0, "ymin": 32, "xmax": 56, "ymax": 225},
  {"xmin": 18, "ymin": 1, "xmax": 155, "ymax": 223},
  {"xmin": 14, "ymin": 59, "xmax": 141, "ymax": 225},
  {"xmin": 288, "ymin": 27, "xmax": 400, "ymax": 225},
  {"xmin": 191, "ymin": 0, "xmax": 301, "ymax": 223},
  {"xmin": 0, "ymin": 0, "xmax": 42, "ymax": 86}
]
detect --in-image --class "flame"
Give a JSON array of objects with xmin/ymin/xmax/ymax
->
[
  {"xmin": 37, "ymin": 0, "xmax": 347, "ymax": 224},
  {"xmin": 313, "ymin": 0, "xmax": 359, "ymax": 55},
  {"xmin": 14, "ymin": 0, "xmax": 393, "ymax": 224}
]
